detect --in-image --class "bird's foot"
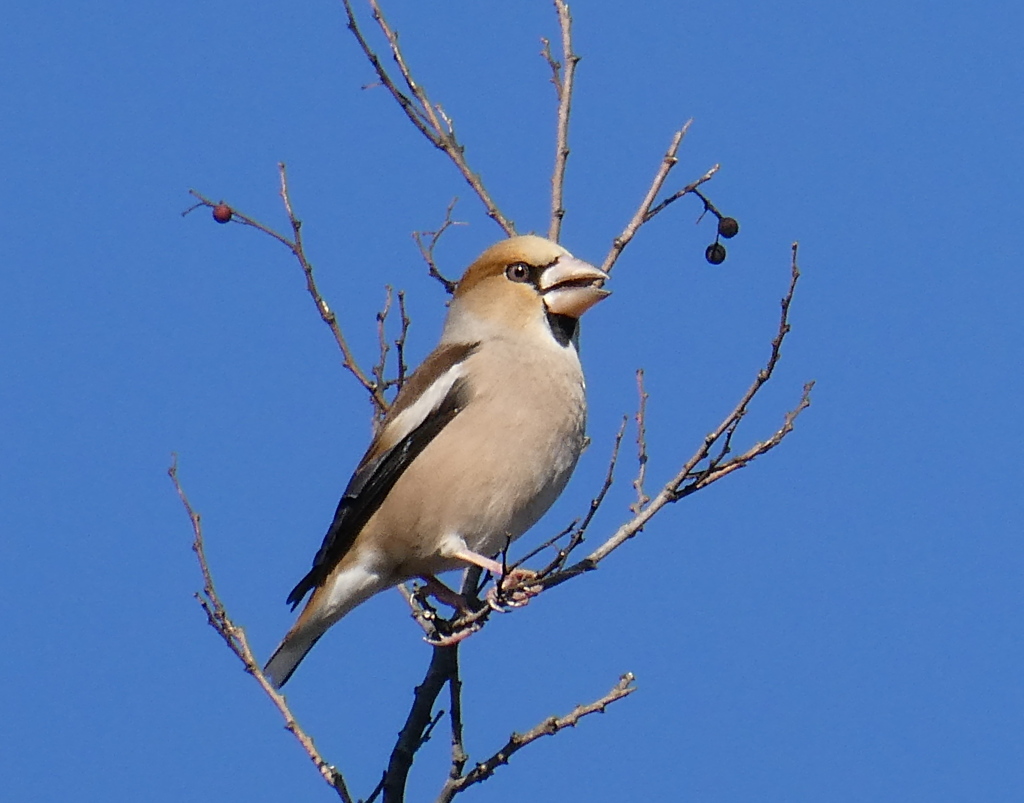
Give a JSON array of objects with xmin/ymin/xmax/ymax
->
[{"xmin": 487, "ymin": 568, "xmax": 542, "ymax": 611}]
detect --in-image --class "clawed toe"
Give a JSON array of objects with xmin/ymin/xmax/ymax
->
[{"xmin": 486, "ymin": 569, "xmax": 541, "ymax": 611}]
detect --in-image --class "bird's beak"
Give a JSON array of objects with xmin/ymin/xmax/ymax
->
[{"xmin": 540, "ymin": 256, "xmax": 611, "ymax": 318}]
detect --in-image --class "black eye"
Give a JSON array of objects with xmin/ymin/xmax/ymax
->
[{"xmin": 505, "ymin": 262, "xmax": 531, "ymax": 283}]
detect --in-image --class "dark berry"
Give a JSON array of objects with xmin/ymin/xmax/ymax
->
[
  {"xmin": 212, "ymin": 203, "xmax": 233, "ymax": 224},
  {"xmin": 705, "ymin": 243, "xmax": 727, "ymax": 265},
  {"xmin": 717, "ymin": 217, "xmax": 739, "ymax": 238}
]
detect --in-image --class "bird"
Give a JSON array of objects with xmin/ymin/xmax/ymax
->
[{"xmin": 263, "ymin": 235, "xmax": 610, "ymax": 688}]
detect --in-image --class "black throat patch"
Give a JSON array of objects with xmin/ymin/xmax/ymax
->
[{"xmin": 546, "ymin": 311, "xmax": 578, "ymax": 347}]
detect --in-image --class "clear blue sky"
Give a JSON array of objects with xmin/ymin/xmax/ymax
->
[{"xmin": 3, "ymin": 1, "xmax": 1022, "ymax": 801}]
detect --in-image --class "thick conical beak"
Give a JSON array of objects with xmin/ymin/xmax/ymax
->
[{"xmin": 539, "ymin": 256, "xmax": 611, "ymax": 318}]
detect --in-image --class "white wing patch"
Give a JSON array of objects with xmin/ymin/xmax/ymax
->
[{"xmin": 385, "ymin": 362, "xmax": 468, "ymax": 447}]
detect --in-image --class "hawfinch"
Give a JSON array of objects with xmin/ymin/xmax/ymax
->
[{"xmin": 264, "ymin": 235, "xmax": 609, "ymax": 687}]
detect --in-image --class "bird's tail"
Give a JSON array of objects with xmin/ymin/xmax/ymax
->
[
  {"xmin": 264, "ymin": 558, "xmax": 392, "ymax": 687},
  {"xmin": 263, "ymin": 624, "xmax": 323, "ymax": 689}
]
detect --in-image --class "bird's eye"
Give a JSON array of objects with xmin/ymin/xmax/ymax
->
[{"xmin": 505, "ymin": 262, "xmax": 531, "ymax": 283}]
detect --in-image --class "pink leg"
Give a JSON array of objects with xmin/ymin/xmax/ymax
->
[
  {"xmin": 444, "ymin": 548, "xmax": 541, "ymax": 611},
  {"xmin": 445, "ymin": 548, "xmax": 506, "ymax": 576}
]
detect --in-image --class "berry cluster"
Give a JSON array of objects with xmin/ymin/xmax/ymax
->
[{"xmin": 705, "ymin": 215, "xmax": 739, "ymax": 265}]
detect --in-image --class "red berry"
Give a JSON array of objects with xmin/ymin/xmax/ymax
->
[
  {"xmin": 212, "ymin": 203, "xmax": 233, "ymax": 224},
  {"xmin": 705, "ymin": 243, "xmax": 727, "ymax": 265},
  {"xmin": 717, "ymin": 217, "xmax": 739, "ymax": 238}
]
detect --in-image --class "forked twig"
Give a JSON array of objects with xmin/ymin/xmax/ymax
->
[
  {"xmin": 413, "ymin": 198, "xmax": 465, "ymax": 295},
  {"xmin": 544, "ymin": 243, "xmax": 811, "ymax": 587},
  {"xmin": 602, "ymin": 122, "xmax": 720, "ymax": 274},
  {"xmin": 342, "ymin": 0, "xmax": 515, "ymax": 235},
  {"xmin": 435, "ymin": 674, "xmax": 637, "ymax": 802},
  {"xmin": 645, "ymin": 169, "xmax": 723, "ymax": 223},
  {"xmin": 186, "ymin": 164, "xmax": 389, "ymax": 417}
]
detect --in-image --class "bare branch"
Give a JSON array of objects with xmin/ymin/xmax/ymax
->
[
  {"xmin": 394, "ymin": 290, "xmax": 410, "ymax": 390},
  {"xmin": 342, "ymin": 0, "xmax": 516, "ymax": 235},
  {"xmin": 435, "ymin": 673, "xmax": 637, "ymax": 801},
  {"xmin": 186, "ymin": 164, "xmax": 389, "ymax": 417},
  {"xmin": 674, "ymin": 380, "xmax": 813, "ymax": 497},
  {"xmin": 383, "ymin": 646, "xmax": 460, "ymax": 803},
  {"xmin": 644, "ymin": 167, "xmax": 722, "ymax": 224},
  {"xmin": 547, "ymin": 0, "xmax": 579, "ymax": 242},
  {"xmin": 183, "ymin": 6, "xmax": 813, "ymax": 801},
  {"xmin": 448, "ymin": 654, "xmax": 468, "ymax": 781},
  {"xmin": 372, "ymin": 285, "xmax": 394, "ymax": 414},
  {"xmin": 513, "ymin": 519, "xmax": 578, "ymax": 572},
  {"xmin": 412, "ymin": 246, "xmax": 809, "ymax": 621},
  {"xmin": 631, "ymin": 369, "xmax": 650, "ymax": 514},
  {"xmin": 547, "ymin": 244, "xmax": 811, "ymax": 584},
  {"xmin": 602, "ymin": 123, "xmax": 688, "ymax": 273},
  {"xmin": 167, "ymin": 457, "xmax": 354, "ymax": 803},
  {"xmin": 412, "ymin": 198, "xmax": 464, "ymax": 295}
]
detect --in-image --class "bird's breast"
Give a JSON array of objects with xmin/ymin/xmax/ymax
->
[{"xmin": 372, "ymin": 339, "xmax": 587, "ymax": 575}]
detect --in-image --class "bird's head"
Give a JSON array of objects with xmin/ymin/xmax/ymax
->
[{"xmin": 443, "ymin": 235, "xmax": 610, "ymax": 345}]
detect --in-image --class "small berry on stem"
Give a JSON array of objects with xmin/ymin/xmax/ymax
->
[
  {"xmin": 705, "ymin": 242, "xmax": 727, "ymax": 265},
  {"xmin": 717, "ymin": 217, "xmax": 739, "ymax": 239},
  {"xmin": 212, "ymin": 203, "xmax": 233, "ymax": 224}
]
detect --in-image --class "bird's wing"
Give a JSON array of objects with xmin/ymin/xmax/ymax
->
[{"xmin": 285, "ymin": 342, "xmax": 480, "ymax": 608}]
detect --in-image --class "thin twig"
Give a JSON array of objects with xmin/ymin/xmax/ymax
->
[
  {"xmin": 168, "ymin": 457, "xmax": 354, "ymax": 803},
  {"xmin": 394, "ymin": 290, "xmax": 410, "ymax": 389},
  {"xmin": 412, "ymin": 198, "xmax": 464, "ymax": 295},
  {"xmin": 373, "ymin": 286, "xmax": 394, "ymax": 415},
  {"xmin": 688, "ymin": 186, "xmax": 725, "ymax": 223},
  {"xmin": 601, "ymin": 122, "xmax": 721, "ymax": 275},
  {"xmin": 435, "ymin": 673, "xmax": 637, "ymax": 802},
  {"xmin": 602, "ymin": 123, "xmax": 689, "ymax": 273},
  {"xmin": 547, "ymin": 0, "xmax": 578, "ymax": 242},
  {"xmin": 631, "ymin": 369, "xmax": 650, "ymax": 514},
  {"xmin": 512, "ymin": 519, "xmax": 578, "ymax": 571},
  {"xmin": 364, "ymin": 773, "xmax": 387, "ymax": 803},
  {"xmin": 274, "ymin": 163, "xmax": 388, "ymax": 415},
  {"xmin": 643, "ymin": 167, "xmax": 722, "ymax": 223},
  {"xmin": 536, "ymin": 415, "xmax": 627, "ymax": 576},
  {"xmin": 421, "ymin": 709, "xmax": 446, "ymax": 745},
  {"xmin": 539, "ymin": 39, "xmax": 560, "ymax": 94},
  {"xmin": 342, "ymin": 0, "xmax": 515, "ymax": 235}
]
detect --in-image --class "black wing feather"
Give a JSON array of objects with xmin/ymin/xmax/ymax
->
[{"xmin": 285, "ymin": 374, "xmax": 472, "ymax": 609}]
